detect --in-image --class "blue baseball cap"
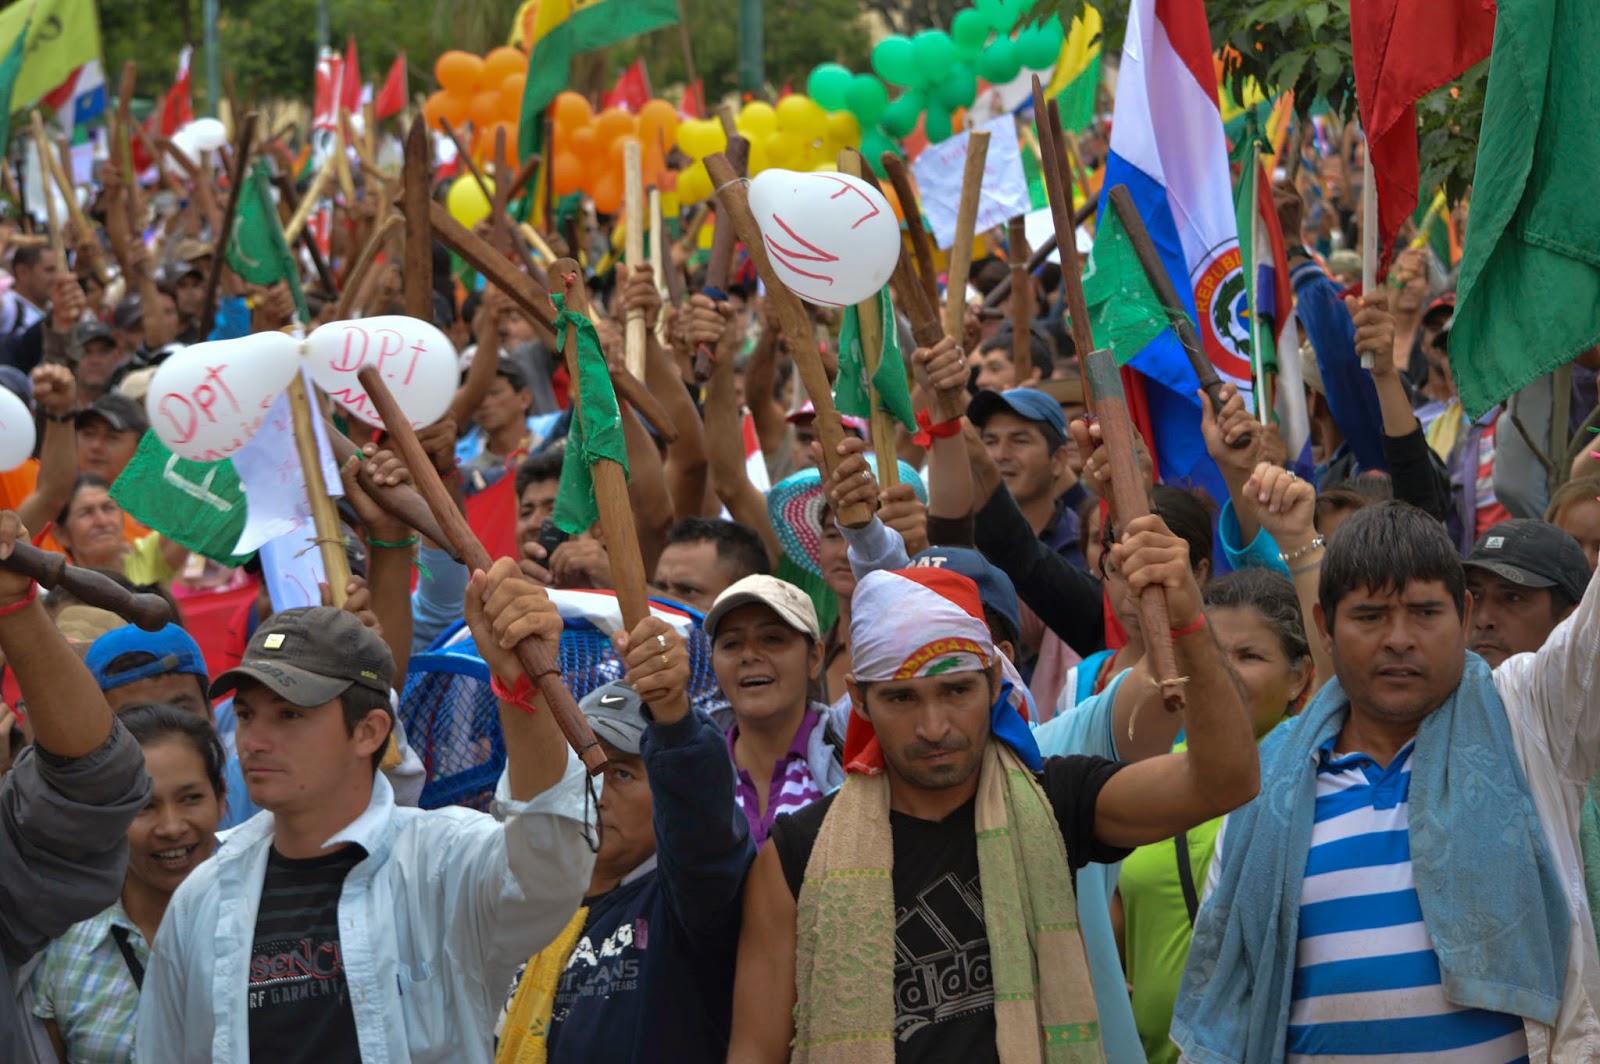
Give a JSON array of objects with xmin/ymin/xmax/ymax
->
[
  {"xmin": 967, "ymin": 387, "xmax": 1069, "ymax": 445},
  {"xmin": 86, "ymin": 624, "xmax": 208, "ymax": 692},
  {"xmin": 907, "ymin": 547, "xmax": 1021, "ymax": 642}
]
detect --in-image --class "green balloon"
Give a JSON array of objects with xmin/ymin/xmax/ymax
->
[
  {"xmin": 807, "ymin": 64, "xmax": 854, "ymax": 111},
  {"xmin": 845, "ymin": 75, "xmax": 889, "ymax": 126},
  {"xmin": 952, "ymin": 9, "xmax": 990, "ymax": 55},
  {"xmin": 912, "ymin": 30, "xmax": 958, "ymax": 77},
  {"xmin": 934, "ymin": 62, "xmax": 978, "ymax": 112},
  {"xmin": 872, "ymin": 36, "xmax": 918, "ymax": 87},
  {"xmin": 880, "ymin": 89, "xmax": 925, "ymax": 138},
  {"xmin": 1017, "ymin": 19, "xmax": 1066, "ymax": 69},
  {"xmin": 861, "ymin": 129, "xmax": 900, "ymax": 176},
  {"xmin": 976, "ymin": 0, "xmax": 1022, "ymax": 33},
  {"xmin": 977, "ymin": 37, "xmax": 1022, "ymax": 83},
  {"xmin": 924, "ymin": 101, "xmax": 954, "ymax": 144}
]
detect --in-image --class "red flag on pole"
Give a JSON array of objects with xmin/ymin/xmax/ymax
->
[
  {"xmin": 160, "ymin": 47, "xmax": 194, "ymax": 135},
  {"xmin": 601, "ymin": 58, "xmax": 651, "ymax": 113},
  {"xmin": 679, "ymin": 79, "xmax": 703, "ymax": 119},
  {"xmin": 1349, "ymin": 0, "xmax": 1496, "ymax": 275},
  {"xmin": 339, "ymin": 36, "xmax": 362, "ymax": 116},
  {"xmin": 313, "ymin": 48, "xmax": 342, "ymax": 132},
  {"xmin": 375, "ymin": 53, "xmax": 407, "ymax": 120}
]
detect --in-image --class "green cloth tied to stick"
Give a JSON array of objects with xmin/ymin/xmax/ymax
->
[
  {"xmin": 552, "ymin": 294, "xmax": 629, "ymax": 536},
  {"xmin": 835, "ymin": 285, "xmax": 917, "ymax": 431}
]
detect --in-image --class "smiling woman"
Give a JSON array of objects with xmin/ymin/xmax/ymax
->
[{"xmin": 29, "ymin": 703, "xmax": 226, "ymax": 1064}]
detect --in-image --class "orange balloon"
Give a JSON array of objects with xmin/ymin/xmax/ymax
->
[
  {"xmin": 551, "ymin": 151, "xmax": 584, "ymax": 197},
  {"xmin": 422, "ymin": 90, "xmax": 469, "ymax": 133},
  {"xmin": 435, "ymin": 51, "xmax": 485, "ymax": 95},
  {"xmin": 469, "ymin": 90, "xmax": 503, "ymax": 130},
  {"xmin": 552, "ymin": 91, "xmax": 593, "ymax": 133},
  {"xmin": 881, "ymin": 183, "xmax": 904, "ymax": 222},
  {"xmin": 594, "ymin": 107, "xmax": 638, "ymax": 147},
  {"xmin": 475, "ymin": 122, "xmax": 520, "ymax": 166},
  {"xmin": 607, "ymin": 134, "xmax": 641, "ymax": 170},
  {"xmin": 591, "ymin": 170, "xmax": 624, "ymax": 214},
  {"xmin": 499, "ymin": 74, "xmax": 527, "ymax": 123},
  {"xmin": 483, "ymin": 46, "xmax": 526, "ymax": 87},
  {"xmin": 638, "ymin": 99, "xmax": 679, "ymax": 152},
  {"xmin": 569, "ymin": 125, "xmax": 601, "ymax": 164}
]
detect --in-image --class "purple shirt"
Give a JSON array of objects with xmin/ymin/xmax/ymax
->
[{"xmin": 726, "ymin": 710, "xmax": 824, "ymax": 848}]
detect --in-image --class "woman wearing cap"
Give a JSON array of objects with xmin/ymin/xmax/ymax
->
[
  {"xmin": 29, "ymin": 704, "xmax": 226, "ymax": 1064},
  {"xmin": 703, "ymin": 574, "xmax": 843, "ymax": 847}
]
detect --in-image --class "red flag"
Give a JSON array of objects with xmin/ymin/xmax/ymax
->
[
  {"xmin": 375, "ymin": 53, "xmax": 407, "ymax": 120},
  {"xmin": 160, "ymin": 47, "xmax": 194, "ymax": 136},
  {"xmin": 601, "ymin": 58, "xmax": 651, "ymax": 113},
  {"xmin": 1349, "ymin": 0, "xmax": 1496, "ymax": 275},
  {"xmin": 678, "ymin": 79, "xmax": 703, "ymax": 119},
  {"xmin": 339, "ymin": 36, "xmax": 362, "ymax": 116},
  {"xmin": 313, "ymin": 48, "xmax": 342, "ymax": 132}
]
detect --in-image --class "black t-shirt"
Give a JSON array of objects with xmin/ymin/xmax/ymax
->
[
  {"xmin": 247, "ymin": 844, "xmax": 366, "ymax": 1063},
  {"xmin": 769, "ymin": 755, "xmax": 1126, "ymax": 1064}
]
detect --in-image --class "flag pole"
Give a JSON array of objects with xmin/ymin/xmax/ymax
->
[
  {"xmin": 199, "ymin": 113, "xmax": 257, "ymax": 343},
  {"xmin": 1007, "ymin": 215, "xmax": 1032, "ymax": 383},
  {"xmin": 1359, "ymin": 141, "xmax": 1377, "ymax": 370},
  {"xmin": 648, "ymin": 187, "xmax": 668, "ymax": 346},
  {"xmin": 623, "ymin": 139, "xmax": 647, "ymax": 381},
  {"xmin": 1249, "ymin": 158, "xmax": 1270, "ymax": 417},
  {"xmin": 840, "ymin": 148, "xmax": 899, "ymax": 490},
  {"xmin": 27, "ymin": 113, "xmax": 64, "ymax": 267},
  {"xmin": 287, "ymin": 370, "xmax": 351, "ymax": 608},
  {"xmin": 943, "ymin": 130, "xmax": 990, "ymax": 344}
]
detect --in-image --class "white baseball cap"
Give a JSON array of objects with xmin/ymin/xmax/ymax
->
[{"xmin": 702, "ymin": 574, "xmax": 822, "ymax": 641}]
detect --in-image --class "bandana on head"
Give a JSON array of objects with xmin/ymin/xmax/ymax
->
[{"xmin": 845, "ymin": 569, "xmax": 1041, "ymax": 774}]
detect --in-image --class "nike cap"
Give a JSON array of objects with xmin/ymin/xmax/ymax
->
[{"xmin": 578, "ymin": 680, "xmax": 647, "ymax": 755}]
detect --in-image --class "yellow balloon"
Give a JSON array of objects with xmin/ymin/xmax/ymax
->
[
  {"xmin": 446, "ymin": 173, "xmax": 493, "ymax": 230},
  {"xmin": 678, "ymin": 160, "xmax": 713, "ymax": 204},
  {"xmin": 697, "ymin": 216, "xmax": 717, "ymax": 250},
  {"xmin": 765, "ymin": 130, "xmax": 805, "ymax": 169},
  {"xmin": 810, "ymin": 161, "xmax": 839, "ymax": 173},
  {"xmin": 746, "ymin": 136, "xmax": 771, "ymax": 175},
  {"xmin": 775, "ymin": 94, "xmax": 827, "ymax": 143},
  {"xmin": 675, "ymin": 119, "xmax": 726, "ymax": 160},
  {"xmin": 826, "ymin": 111, "xmax": 862, "ymax": 147},
  {"xmin": 738, "ymin": 101, "xmax": 778, "ymax": 141}
]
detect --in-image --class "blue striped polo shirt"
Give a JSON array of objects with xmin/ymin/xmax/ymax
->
[{"xmin": 1288, "ymin": 738, "xmax": 1530, "ymax": 1063}]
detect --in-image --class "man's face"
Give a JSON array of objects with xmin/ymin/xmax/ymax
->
[
  {"xmin": 77, "ymin": 339, "xmax": 121, "ymax": 392},
  {"xmin": 858, "ymin": 668, "xmax": 994, "ymax": 793},
  {"xmin": 980, "ymin": 411, "xmax": 1061, "ymax": 505},
  {"xmin": 174, "ymin": 271, "xmax": 206, "ymax": 318},
  {"xmin": 78, "ymin": 417, "xmax": 140, "ymax": 481},
  {"xmin": 653, "ymin": 540, "xmax": 737, "ymax": 613},
  {"xmin": 1464, "ymin": 571, "xmax": 1572, "ymax": 667},
  {"xmin": 515, "ymin": 477, "xmax": 559, "ymax": 551},
  {"xmin": 476, "ymin": 376, "xmax": 531, "ymax": 437},
  {"xmin": 1322, "ymin": 581, "xmax": 1468, "ymax": 730},
  {"xmin": 595, "ymin": 743, "xmax": 655, "ymax": 882},
  {"xmin": 16, "ymin": 251, "xmax": 57, "ymax": 304},
  {"xmin": 711, "ymin": 603, "xmax": 819, "ymax": 726},
  {"xmin": 973, "ymin": 348, "xmax": 1018, "ymax": 392},
  {"xmin": 107, "ymin": 672, "xmax": 209, "ymax": 719},
  {"xmin": 790, "ymin": 417, "xmax": 820, "ymax": 471},
  {"xmin": 818, "ymin": 504, "xmax": 855, "ymax": 599},
  {"xmin": 154, "ymin": 294, "xmax": 179, "ymax": 342},
  {"xmin": 233, "ymin": 682, "xmax": 388, "ymax": 814}
]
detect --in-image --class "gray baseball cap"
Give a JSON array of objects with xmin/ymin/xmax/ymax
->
[
  {"xmin": 210, "ymin": 607, "xmax": 394, "ymax": 707},
  {"xmin": 578, "ymin": 681, "xmax": 647, "ymax": 755}
]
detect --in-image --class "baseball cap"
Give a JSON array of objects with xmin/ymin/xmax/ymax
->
[
  {"xmin": 702, "ymin": 574, "xmax": 822, "ymax": 641},
  {"xmin": 112, "ymin": 295, "xmax": 143, "ymax": 330},
  {"xmin": 1463, "ymin": 519, "xmax": 1591, "ymax": 607},
  {"xmin": 1424, "ymin": 293, "xmax": 1456, "ymax": 322},
  {"xmin": 968, "ymin": 387, "xmax": 1069, "ymax": 445},
  {"xmin": 908, "ymin": 547, "xmax": 1020, "ymax": 640},
  {"xmin": 174, "ymin": 239, "xmax": 214, "ymax": 265},
  {"xmin": 86, "ymin": 624, "xmax": 208, "ymax": 691},
  {"xmin": 74, "ymin": 319, "xmax": 116, "ymax": 348},
  {"xmin": 578, "ymin": 681, "xmax": 647, "ymax": 755},
  {"xmin": 209, "ymin": 607, "xmax": 395, "ymax": 707},
  {"xmin": 785, "ymin": 399, "xmax": 868, "ymax": 437},
  {"xmin": 496, "ymin": 357, "xmax": 531, "ymax": 392},
  {"xmin": 77, "ymin": 391, "xmax": 150, "ymax": 434}
]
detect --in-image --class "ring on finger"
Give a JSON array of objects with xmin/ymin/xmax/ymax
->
[
  {"xmin": 660, "ymin": 652, "xmax": 671, "ymax": 668},
  {"xmin": 655, "ymin": 633, "xmax": 668, "ymax": 651},
  {"xmin": 861, "ymin": 470, "xmax": 871, "ymax": 482}
]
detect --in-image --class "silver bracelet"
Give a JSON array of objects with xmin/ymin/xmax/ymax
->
[{"xmin": 1279, "ymin": 535, "xmax": 1325, "ymax": 565}]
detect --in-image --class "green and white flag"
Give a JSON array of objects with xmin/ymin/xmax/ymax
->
[
  {"xmin": 226, "ymin": 161, "xmax": 309, "ymax": 321},
  {"xmin": 111, "ymin": 432, "xmax": 254, "ymax": 566},
  {"xmin": 834, "ymin": 285, "xmax": 916, "ymax": 432}
]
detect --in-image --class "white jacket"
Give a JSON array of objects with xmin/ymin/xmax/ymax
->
[{"xmin": 135, "ymin": 751, "xmax": 597, "ymax": 1063}]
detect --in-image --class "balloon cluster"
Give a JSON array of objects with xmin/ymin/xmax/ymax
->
[
  {"xmin": 674, "ymin": 95, "xmax": 862, "ymax": 206},
  {"xmin": 548, "ymin": 92, "xmax": 680, "ymax": 214},
  {"xmin": 423, "ymin": 47, "xmax": 529, "ymax": 163}
]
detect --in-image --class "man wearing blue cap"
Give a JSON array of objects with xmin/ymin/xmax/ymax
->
[
  {"xmin": 86, "ymin": 624, "xmax": 212, "ymax": 720},
  {"xmin": 969, "ymin": 387, "xmax": 1088, "ymax": 562}
]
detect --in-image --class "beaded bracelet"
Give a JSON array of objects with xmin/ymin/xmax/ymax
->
[{"xmin": 1279, "ymin": 535, "xmax": 1325, "ymax": 566}]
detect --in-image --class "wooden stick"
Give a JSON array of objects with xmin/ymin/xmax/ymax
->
[
  {"xmin": 334, "ymin": 213, "xmax": 404, "ymax": 319},
  {"xmin": 0, "ymin": 543, "xmax": 174, "ymax": 630},
  {"xmin": 840, "ymin": 149, "xmax": 899, "ymax": 490},
  {"xmin": 401, "ymin": 116, "xmax": 434, "ymax": 323},
  {"xmin": 332, "ymin": 115, "xmax": 356, "ymax": 204},
  {"xmin": 623, "ymin": 140, "xmax": 647, "ymax": 381},
  {"xmin": 507, "ymin": 152, "xmax": 542, "ymax": 202},
  {"xmin": 287, "ymin": 372, "xmax": 352, "ymax": 607},
  {"xmin": 28, "ymin": 114, "xmax": 64, "ymax": 266},
  {"xmin": 355, "ymin": 365, "xmax": 606, "ymax": 773},
  {"xmin": 981, "ymin": 203, "xmax": 1098, "ymax": 310},
  {"xmin": 284, "ymin": 159, "xmax": 336, "ymax": 244},
  {"xmin": 648, "ymin": 188, "xmax": 668, "ymax": 346},
  {"xmin": 439, "ymin": 117, "xmax": 538, "ymax": 275},
  {"xmin": 273, "ymin": 171, "xmax": 340, "ymax": 296},
  {"xmin": 428, "ymin": 199, "xmax": 557, "ymax": 340},
  {"xmin": 608, "ymin": 365, "xmax": 679, "ymax": 443},
  {"xmin": 704, "ymin": 152, "xmax": 872, "ymax": 527},
  {"xmin": 362, "ymin": 99, "xmax": 378, "ymax": 179},
  {"xmin": 881, "ymin": 155, "xmax": 940, "ymax": 314},
  {"xmin": 199, "ymin": 113, "xmax": 257, "ymax": 346},
  {"xmin": 1083, "ymin": 348, "xmax": 1185, "ymax": 715},
  {"xmin": 553, "ymin": 261, "xmax": 653, "ymax": 635},
  {"xmin": 691, "ymin": 134, "xmax": 748, "ymax": 381},
  {"xmin": 1359, "ymin": 147, "xmax": 1377, "ymax": 370},
  {"xmin": 942, "ymin": 130, "xmax": 990, "ymax": 343},
  {"xmin": 520, "ymin": 223, "xmax": 556, "ymax": 264},
  {"xmin": 1031, "ymin": 76, "xmax": 1094, "ymax": 385},
  {"xmin": 1106, "ymin": 185, "xmax": 1252, "ymax": 451},
  {"xmin": 1007, "ymin": 215, "xmax": 1032, "ymax": 384},
  {"xmin": 324, "ymin": 424, "xmax": 460, "ymax": 557}
]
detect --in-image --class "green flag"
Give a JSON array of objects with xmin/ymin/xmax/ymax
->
[
  {"xmin": 1080, "ymin": 202, "xmax": 1172, "ymax": 365},
  {"xmin": 552, "ymin": 294, "xmax": 629, "ymax": 535},
  {"xmin": 835, "ymin": 285, "xmax": 917, "ymax": 432},
  {"xmin": 0, "ymin": 0, "xmax": 99, "ymax": 118},
  {"xmin": 0, "ymin": 18, "xmax": 29, "ymax": 160},
  {"xmin": 515, "ymin": 0, "xmax": 679, "ymax": 160},
  {"xmin": 111, "ymin": 432, "xmax": 254, "ymax": 566},
  {"xmin": 1453, "ymin": 0, "xmax": 1600, "ymax": 420},
  {"xmin": 226, "ymin": 161, "xmax": 309, "ymax": 321}
]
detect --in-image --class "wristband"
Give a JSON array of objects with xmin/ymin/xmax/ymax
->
[
  {"xmin": 0, "ymin": 583, "xmax": 39, "ymax": 618},
  {"xmin": 1170, "ymin": 612, "xmax": 1205, "ymax": 638},
  {"xmin": 1279, "ymin": 535, "xmax": 1325, "ymax": 565},
  {"xmin": 490, "ymin": 673, "xmax": 541, "ymax": 716},
  {"xmin": 43, "ymin": 410, "xmax": 75, "ymax": 423},
  {"xmin": 368, "ymin": 535, "xmax": 419, "ymax": 550},
  {"xmin": 912, "ymin": 409, "xmax": 962, "ymax": 448}
]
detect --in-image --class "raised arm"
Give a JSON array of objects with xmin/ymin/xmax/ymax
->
[
  {"xmin": 727, "ymin": 843, "xmax": 799, "ymax": 1063},
  {"xmin": 698, "ymin": 296, "xmax": 780, "ymax": 567},
  {"xmin": 1198, "ymin": 382, "xmax": 1266, "ymax": 545},
  {"xmin": 338, "ymin": 447, "xmax": 417, "ymax": 688},
  {"xmin": 1349, "ymin": 291, "xmax": 1451, "ymax": 521},
  {"xmin": 1246, "ymin": 462, "xmax": 1333, "ymax": 699},
  {"xmin": 744, "ymin": 298, "xmax": 790, "ymax": 457},
  {"xmin": 1091, "ymin": 515, "xmax": 1260, "ymax": 849},
  {"xmin": 625, "ymin": 266, "xmax": 711, "ymax": 517},
  {"xmin": 1498, "ymin": 555, "xmax": 1600, "ymax": 783},
  {"xmin": 16, "ymin": 363, "xmax": 78, "ymax": 539}
]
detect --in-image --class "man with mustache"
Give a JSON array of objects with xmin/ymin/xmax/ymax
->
[
  {"xmin": 1175, "ymin": 502, "xmax": 1600, "ymax": 1062},
  {"xmin": 1462, "ymin": 520, "xmax": 1590, "ymax": 667}
]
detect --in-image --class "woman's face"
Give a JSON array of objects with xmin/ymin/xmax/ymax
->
[
  {"xmin": 712, "ymin": 603, "xmax": 821, "ymax": 727},
  {"xmin": 125, "ymin": 737, "xmax": 222, "ymax": 898},
  {"xmin": 60, "ymin": 486, "xmax": 124, "ymax": 566},
  {"xmin": 1556, "ymin": 497, "xmax": 1600, "ymax": 573},
  {"xmin": 1209, "ymin": 605, "xmax": 1311, "ymax": 736}
]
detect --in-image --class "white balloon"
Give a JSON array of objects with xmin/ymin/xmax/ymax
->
[
  {"xmin": 168, "ymin": 128, "xmax": 200, "ymax": 163},
  {"xmin": 305, "ymin": 316, "xmax": 458, "ymax": 429},
  {"xmin": 747, "ymin": 169, "xmax": 901, "ymax": 308},
  {"xmin": 185, "ymin": 118, "xmax": 229, "ymax": 152},
  {"xmin": 146, "ymin": 332, "xmax": 304, "ymax": 461},
  {"xmin": 0, "ymin": 388, "xmax": 35, "ymax": 471}
]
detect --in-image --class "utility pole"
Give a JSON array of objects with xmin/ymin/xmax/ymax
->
[
  {"xmin": 317, "ymin": 0, "xmax": 330, "ymax": 58},
  {"xmin": 203, "ymin": 0, "xmax": 220, "ymax": 117},
  {"xmin": 737, "ymin": 0, "xmax": 763, "ymax": 97}
]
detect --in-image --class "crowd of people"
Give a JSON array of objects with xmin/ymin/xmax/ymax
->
[{"xmin": 0, "ymin": 70, "xmax": 1595, "ymax": 1064}]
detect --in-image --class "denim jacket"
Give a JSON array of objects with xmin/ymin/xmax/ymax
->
[{"xmin": 135, "ymin": 753, "xmax": 597, "ymax": 1064}]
